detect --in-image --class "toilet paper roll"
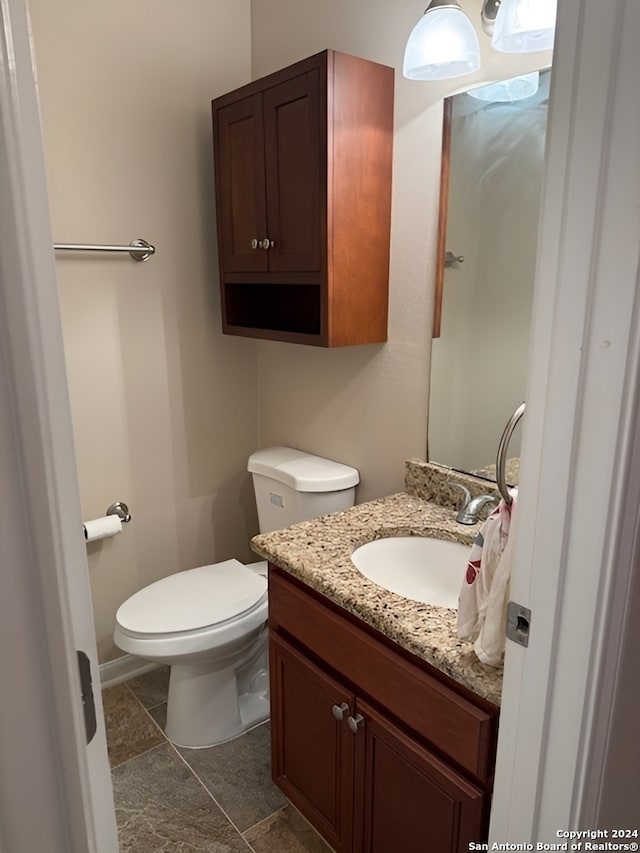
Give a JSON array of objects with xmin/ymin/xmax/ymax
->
[{"xmin": 83, "ymin": 515, "xmax": 122, "ymax": 543}]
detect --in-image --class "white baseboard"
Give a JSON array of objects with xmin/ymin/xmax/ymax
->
[{"xmin": 99, "ymin": 654, "xmax": 159, "ymax": 689}]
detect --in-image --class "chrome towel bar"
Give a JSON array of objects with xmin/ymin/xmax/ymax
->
[
  {"xmin": 53, "ymin": 237, "xmax": 155, "ymax": 262},
  {"xmin": 496, "ymin": 401, "xmax": 525, "ymax": 504}
]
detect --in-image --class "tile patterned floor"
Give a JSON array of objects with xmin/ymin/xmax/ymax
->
[{"xmin": 103, "ymin": 667, "xmax": 333, "ymax": 852}]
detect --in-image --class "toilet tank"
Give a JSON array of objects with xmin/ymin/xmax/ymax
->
[{"xmin": 247, "ymin": 447, "xmax": 360, "ymax": 534}]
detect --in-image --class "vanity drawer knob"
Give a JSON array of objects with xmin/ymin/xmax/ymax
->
[
  {"xmin": 332, "ymin": 702, "xmax": 349, "ymax": 721},
  {"xmin": 347, "ymin": 714, "xmax": 365, "ymax": 733}
]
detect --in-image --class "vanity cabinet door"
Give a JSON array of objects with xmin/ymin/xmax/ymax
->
[
  {"xmin": 269, "ymin": 634, "xmax": 356, "ymax": 853},
  {"xmin": 352, "ymin": 699, "xmax": 486, "ymax": 853}
]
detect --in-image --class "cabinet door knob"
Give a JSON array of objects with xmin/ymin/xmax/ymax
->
[
  {"xmin": 258, "ymin": 237, "xmax": 273, "ymax": 250},
  {"xmin": 331, "ymin": 702, "xmax": 350, "ymax": 721},
  {"xmin": 347, "ymin": 714, "xmax": 365, "ymax": 733},
  {"xmin": 251, "ymin": 238, "xmax": 259, "ymax": 250}
]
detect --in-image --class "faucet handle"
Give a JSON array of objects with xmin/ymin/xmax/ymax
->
[
  {"xmin": 448, "ymin": 482, "xmax": 471, "ymax": 510},
  {"xmin": 459, "ymin": 493, "xmax": 498, "ymax": 525}
]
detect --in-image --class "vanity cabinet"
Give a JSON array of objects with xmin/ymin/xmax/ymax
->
[
  {"xmin": 211, "ymin": 49, "xmax": 394, "ymax": 347},
  {"xmin": 268, "ymin": 566, "xmax": 498, "ymax": 853}
]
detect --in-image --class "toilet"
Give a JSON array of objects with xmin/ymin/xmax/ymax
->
[{"xmin": 113, "ymin": 447, "xmax": 359, "ymax": 748}]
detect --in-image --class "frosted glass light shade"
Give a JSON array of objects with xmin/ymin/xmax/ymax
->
[
  {"xmin": 468, "ymin": 71, "xmax": 539, "ymax": 102},
  {"xmin": 403, "ymin": 6, "xmax": 481, "ymax": 81},
  {"xmin": 492, "ymin": 0, "xmax": 557, "ymax": 53}
]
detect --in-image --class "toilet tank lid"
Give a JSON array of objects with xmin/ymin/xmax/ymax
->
[{"xmin": 247, "ymin": 446, "xmax": 359, "ymax": 492}]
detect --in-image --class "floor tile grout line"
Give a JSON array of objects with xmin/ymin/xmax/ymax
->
[
  {"xmin": 241, "ymin": 802, "xmax": 289, "ymax": 836},
  {"xmin": 169, "ymin": 741, "xmax": 258, "ymax": 847},
  {"xmin": 108, "ymin": 678, "xmax": 285, "ymax": 851},
  {"xmin": 109, "ymin": 739, "xmax": 169, "ymax": 772},
  {"xmin": 121, "ymin": 680, "xmax": 276, "ymax": 823},
  {"xmin": 103, "ymin": 683, "xmax": 168, "ymax": 769},
  {"xmin": 126, "ymin": 674, "xmax": 170, "ymax": 715},
  {"xmin": 109, "ymin": 739, "xmax": 257, "ymax": 852},
  {"xmin": 137, "ymin": 698, "xmax": 169, "ymax": 740},
  {"xmin": 126, "ymin": 683, "xmax": 170, "ymax": 742},
  {"xmin": 118, "ymin": 680, "xmax": 170, "ymax": 741},
  {"xmin": 131, "ymin": 695, "xmax": 168, "ymax": 714},
  {"xmin": 107, "ymin": 703, "xmax": 257, "ymax": 850}
]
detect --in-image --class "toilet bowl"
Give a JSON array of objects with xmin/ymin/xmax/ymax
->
[
  {"xmin": 113, "ymin": 447, "xmax": 359, "ymax": 748},
  {"xmin": 114, "ymin": 559, "xmax": 270, "ymax": 747}
]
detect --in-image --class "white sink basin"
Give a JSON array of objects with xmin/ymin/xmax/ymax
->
[{"xmin": 351, "ymin": 536, "xmax": 470, "ymax": 609}]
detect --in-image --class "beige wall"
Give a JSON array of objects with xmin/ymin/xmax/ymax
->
[
  {"xmin": 30, "ymin": 0, "xmax": 257, "ymax": 661},
  {"xmin": 249, "ymin": 0, "xmax": 550, "ymax": 502}
]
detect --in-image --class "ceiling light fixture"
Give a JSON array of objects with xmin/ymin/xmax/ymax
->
[
  {"xmin": 480, "ymin": 0, "xmax": 500, "ymax": 35},
  {"xmin": 492, "ymin": 0, "xmax": 557, "ymax": 53},
  {"xmin": 403, "ymin": 0, "xmax": 556, "ymax": 81},
  {"xmin": 403, "ymin": 0, "xmax": 481, "ymax": 81}
]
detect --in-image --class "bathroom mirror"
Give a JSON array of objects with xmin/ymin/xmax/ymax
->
[{"xmin": 428, "ymin": 70, "xmax": 551, "ymax": 484}]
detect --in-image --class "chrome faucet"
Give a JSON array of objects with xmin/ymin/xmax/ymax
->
[{"xmin": 450, "ymin": 484, "xmax": 498, "ymax": 525}]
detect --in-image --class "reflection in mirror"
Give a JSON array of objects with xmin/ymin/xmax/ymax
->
[{"xmin": 429, "ymin": 70, "xmax": 550, "ymax": 485}]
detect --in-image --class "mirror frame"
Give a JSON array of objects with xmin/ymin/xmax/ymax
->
[{"xmin": 432, "ymin": 97, "xmax": 452, "ymax": 339}]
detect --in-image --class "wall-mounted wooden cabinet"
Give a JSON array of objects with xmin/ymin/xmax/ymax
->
[
  {"xmin": 211, "ymin": 50, "xmax": 394, "ymax": 347},
  {"xmin": 268, "ymin": 566, "xmax": 499, "ymax": 852}
]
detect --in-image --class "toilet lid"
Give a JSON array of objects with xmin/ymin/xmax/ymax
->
[{"xmin": 115, "ymin": 559, "xmax": 267, "ymax": 634}]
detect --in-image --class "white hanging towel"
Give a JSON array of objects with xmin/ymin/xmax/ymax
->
[{"xmin": 457, "ymin": 490, "xmax": 517, "ymax": 666}]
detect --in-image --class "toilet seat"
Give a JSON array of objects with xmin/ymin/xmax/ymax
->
[{"xmin": 115, "ymin": 559, "xmax": 267, "ymax": 638}]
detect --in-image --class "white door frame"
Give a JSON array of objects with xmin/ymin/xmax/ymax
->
[
  {"xmin": 491, "ymin": 0, "xmax": 640, "ymax": 838},
  {"xmin": 0, "ymin": 0, "xmax": 118, "ymax": 850}
]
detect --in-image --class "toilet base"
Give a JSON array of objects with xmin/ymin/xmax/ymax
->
[{"xmin": 164, "ymin": 632, "xmax": 269, "ymax": 748}]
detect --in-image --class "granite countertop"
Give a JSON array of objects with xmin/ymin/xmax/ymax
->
[{"xmin": 251, "ymin": 461, "xmax": 504, "ymax": 707}]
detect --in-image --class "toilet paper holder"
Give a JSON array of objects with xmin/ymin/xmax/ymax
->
[{"xmin": 106, "ymin": 501, "xmax": 132, "ymax": 524}]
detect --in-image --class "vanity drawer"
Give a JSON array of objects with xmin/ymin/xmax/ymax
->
[{"xmin": 269, "ymin": 566, "xmax": 498, "ymax": 781}]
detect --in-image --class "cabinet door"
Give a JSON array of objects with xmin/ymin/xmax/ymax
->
[
  {"xmin": 352, "ymin": 699, "xmax": 486, "ymax": 853},
  {"xmin": 262, "ymin": 69, "xmax": 322, "ymax": 273},
  {"xmin": 214, "ymin": 94, "xmax": 268, "ymax": 273},
  {"xmin": 270, "ymin": 633, "xmax": 355, "ymax": 852}
]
